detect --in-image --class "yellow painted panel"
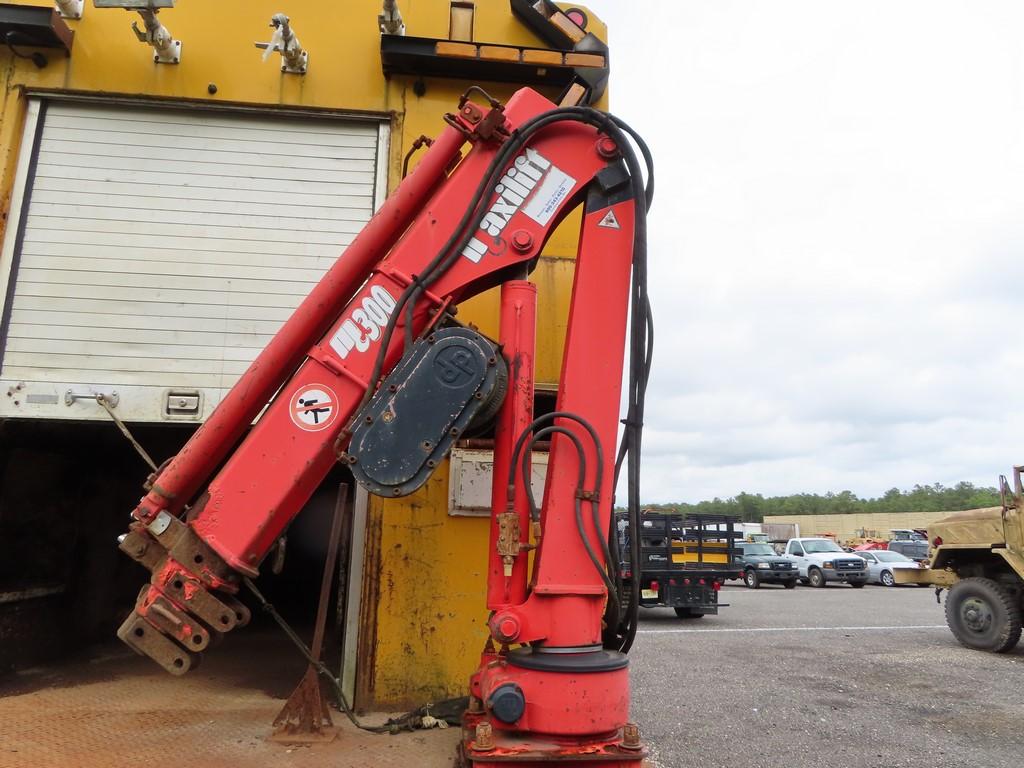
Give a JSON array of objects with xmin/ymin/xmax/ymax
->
[
  {"xmin": 5, "ymin": 0, "xmax": 386, "ymax": 111},
  {"xmin": 372, "ymin": 464, "xmax": 491, "ymax": 708},
  {"xmin": 0, "ymin": 0, "xmax": 607, "ymax": 709}
]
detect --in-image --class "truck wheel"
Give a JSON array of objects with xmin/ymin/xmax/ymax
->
[
  {"xmin": 945, "ymin": 577, "xmax": 1022, "ymax": 653},
  {"xmin": 783, "ymin": 579, "xmax": 798, "ymax": 589},
  {"xmin": 808, "ymin": 567, "xmax": 826, "ymax": 588},
  {"xmin": 744, "ymin": 569, "xmax": 761, "ymax": 589},
  {"xmin": 673, "ymin": 608, "xmax": 704, "ymax": 620},
  {"xmin": 880, "ymin": 570, "xmax": 895, "ymax": 587}
]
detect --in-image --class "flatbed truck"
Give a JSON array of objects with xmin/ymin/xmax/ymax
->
[{"xmin": 619, "ymin": 511, "xmax": 743, "ymax": 618}]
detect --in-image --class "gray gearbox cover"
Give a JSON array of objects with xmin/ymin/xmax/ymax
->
[{"xmin": 348, "ymin": 327, "xmax": 507, "ymax": 497}]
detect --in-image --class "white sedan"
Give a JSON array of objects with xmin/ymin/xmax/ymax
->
[{"xmin": 854, "ymin": 550, "xmax": 923, "ymax": 586}]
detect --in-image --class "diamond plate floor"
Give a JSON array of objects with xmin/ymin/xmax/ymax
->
[{"xmin": 0, "ymin": 630, "xmax": 460, "ymax": 768}]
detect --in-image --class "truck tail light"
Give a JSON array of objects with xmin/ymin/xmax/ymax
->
[
  {"xmin": 712, "ymin": 581, "xmax": 721, "ymax": 592},
  {"xmin": 698, "ymin": 578, "xmax": 706, "ymax": 586},
  {"xmin": 932, "ymin": 536, "xmax": 943, "ymax": 547},
  {"xmin": 669, "ymin": 579, "xmax": 677, "ymax": 586},
  {"xmin": 683, "ymin": 578, "xmax": 691, "ymax": 586},
  {"xmin": 650, "ymin": 581, "xmax": 659, "ymax": 592}
]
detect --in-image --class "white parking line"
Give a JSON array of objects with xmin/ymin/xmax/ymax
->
[{"xmin": 638, "ymin": 624, "xmax": 946, "ymax": 634}]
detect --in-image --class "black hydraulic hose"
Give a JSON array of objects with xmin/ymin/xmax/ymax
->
[
  {"xmin": 347, "ymin": 101, "xmax": 654, "ymax": 654},
  {"xmin": 521, "ymin": 424, "xmax": 619, "ymax": 616},
  {"xmin": 357, "ymin": 105, "xmax": 627, "ymax": 418},
  {"xmin": 605, "ymin": 117, "xmax": 654, "ymax": 654},
  {"xmin": 508, "ymin": 410, "xmax": 603, "ymax": 518},
  {"xmin": 509, "ymin": 410, "xmax": 620, "ymax": 631}
]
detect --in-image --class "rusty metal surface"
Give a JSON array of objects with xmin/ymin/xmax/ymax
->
[
  {"xmin": 0, "ymin": 631, "xmax": 460, "ymax": 768},
  {"xmin": 270, "ymin": 667, "xmax": 336, "ymax": 744},
  {"xmin": 269, "ymin": 484, "xmax": 347, "ymax": 744}
]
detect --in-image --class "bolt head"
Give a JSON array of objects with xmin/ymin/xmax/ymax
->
[
  {"xmin": 510, "ymin": 229, "xmax": 533, "ymax": 253},
  {"xmin": 622, "ymin": 722, "xmax": 641, "ymax": 749},
  {"xmin": 596, "ymin": 136, "xmax": 619, "ymax": 159},
  {"xmin": 498, "ymin": 617, "xmax": 518, "ymax": 640},
  {"xmin": 473, "ymin": 720, "xmax": 494, "ymax": 751}
]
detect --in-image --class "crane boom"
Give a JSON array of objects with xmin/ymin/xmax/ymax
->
[{"xmin": 114, "ymin": 85, "xmax": 653, "ymax": 767}]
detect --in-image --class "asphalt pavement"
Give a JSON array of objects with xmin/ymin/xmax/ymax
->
[{"xmin": 630, "ymin": 582, "xmax": 1024, "ymax": 768}]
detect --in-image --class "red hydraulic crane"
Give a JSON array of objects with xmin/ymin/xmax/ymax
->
[{"xmin": 114, "ymin": 85, "xmax": 654, "ymax": 767}]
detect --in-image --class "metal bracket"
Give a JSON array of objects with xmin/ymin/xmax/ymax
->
[
  {"xmin": 130, "ymin": 9, "xmax": 180, "ymax": 64},
  {"xmin": 255, "ymin": 13, "xmax": 308, "ymax": 74},
  {"xmin": 55, "ymin": 0, "xmax": 83, "ymax": 20},
  {"xmin": 147, "ymin": 509, "xmax": 173, "ymax": 535},
  {"xmin": 65, "ymin": 389, "xmax": 119, "ymax": 407}
]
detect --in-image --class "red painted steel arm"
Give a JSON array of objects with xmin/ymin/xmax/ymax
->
[
  {"xmin": 132, "ymin": 123, "xmax": 468, "ymax": 525},
  {"xmin": 485, "ymin": 191, "xmax": 636, "ymax": 649},
  {"xmin": 117, "ymin": 87, "xmax": 622, "ymax": 673}
]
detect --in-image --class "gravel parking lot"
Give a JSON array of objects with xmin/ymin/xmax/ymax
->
[{"xmin": 631, "ymin": 582, "xmax": 1024, "ymax": 768}]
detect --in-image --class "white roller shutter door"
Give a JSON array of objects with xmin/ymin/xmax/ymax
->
[{"xmin": 0, "ymin": 99, "xmax": 386, "ymax": 422}]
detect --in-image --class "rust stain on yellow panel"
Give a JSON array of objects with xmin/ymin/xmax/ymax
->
[{"xmin": 371, "ymin": 467, "xmax": 490, "ymax": 708}]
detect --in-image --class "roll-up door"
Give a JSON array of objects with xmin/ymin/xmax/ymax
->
[{"xmin": 0, "ymin": 99, "xmax": 386, "ymax": 421}]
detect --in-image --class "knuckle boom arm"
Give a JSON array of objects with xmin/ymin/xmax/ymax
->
[{"xmin": 114, "ymin": 85, "xmax": 653, "ymax": 763}]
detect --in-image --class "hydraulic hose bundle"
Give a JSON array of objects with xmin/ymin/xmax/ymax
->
[{"xmin": 356, "ymin": 97, "xmax": 655, "ymax": 656}]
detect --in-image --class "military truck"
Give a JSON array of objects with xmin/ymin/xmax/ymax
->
[{"xmin": 896, "ymin": 466, "xmax": 1024, "ymax": 653}]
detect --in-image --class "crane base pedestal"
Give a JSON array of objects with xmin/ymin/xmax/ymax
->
[{"xmin": 457, "ymin": 727, "xmax": 647, "ymax": 767}]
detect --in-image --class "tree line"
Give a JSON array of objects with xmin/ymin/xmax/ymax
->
[{"xmin": 640, "ymin": 482, "xmax": 1001, "ymax": 523}]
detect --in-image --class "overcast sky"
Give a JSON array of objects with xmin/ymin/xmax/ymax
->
[{"xmin": 588, "ymin": 2, "xmax": 1024, "ymax": 503}]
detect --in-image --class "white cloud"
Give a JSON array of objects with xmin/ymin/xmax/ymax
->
[{"xmin": 590, "ymin": 1, "xmax": 1024, "ymax": 502}]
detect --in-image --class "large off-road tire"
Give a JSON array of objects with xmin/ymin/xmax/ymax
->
[
  {"xmin": 945, "ymin": 577, "xmax": 1022, "ymax": 653},
  {"xmin": 744, "ymin": 569, "xmax": 761, "ymax": 589},
  {"xmin": 674, "ymin": 607, "xmax": 704, "ymax": 619},
  {"xmin": 880, "ymin": 570, "xmax": 895, "ymax": 587},
  {"xmin": 783, "ymin": 579, "xmax": 798, "ymax": 589},
  {"xmin": 808, "ymin": 567, "xmax": 826, "ymax": 588}
]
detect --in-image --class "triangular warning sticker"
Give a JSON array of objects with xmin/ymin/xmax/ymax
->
[{"xmin": 597, "ymin": 210, "xmax": 621, "ymax": 229}]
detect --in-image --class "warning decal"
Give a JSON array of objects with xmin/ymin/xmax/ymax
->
[
  {"xmin": 290, "ymin": 384, "xmax": 338, "ymax": 432},
  {"xmin": 597, "ymin": 209, "xmax": 621, "ymax": 229}
]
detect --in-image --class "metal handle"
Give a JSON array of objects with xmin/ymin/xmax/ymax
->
[{"xmin": 64, "ymin": 389, "xmax": 119, "ymax": 407}]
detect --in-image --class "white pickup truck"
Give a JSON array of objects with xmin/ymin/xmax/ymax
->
[{"xmin": 782, "ymin": 538, "xmax": 868, "ymax": 588}]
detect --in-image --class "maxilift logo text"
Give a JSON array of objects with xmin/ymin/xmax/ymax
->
[{"xmin": 461, "ymin": 148, "xmax": 552, "ymax": 263}]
